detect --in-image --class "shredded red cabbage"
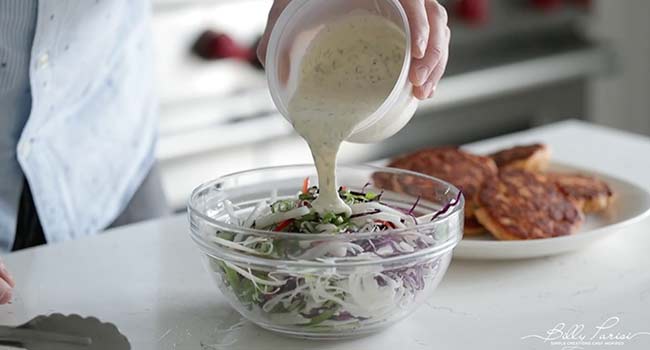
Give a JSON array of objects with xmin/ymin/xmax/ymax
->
[{"xmin": 429, "ymin": 190, "xmax": 463, "ymax": 222}]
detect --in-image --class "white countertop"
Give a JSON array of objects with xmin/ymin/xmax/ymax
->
[{"xmin": 2, "ymin": 120, "xmax": 650, "ymax": 350}]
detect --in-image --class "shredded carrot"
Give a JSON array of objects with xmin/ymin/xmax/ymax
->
[
  {"xmin": 375, "ymin": 220, "xmax": 396, "ymax": 229},
  {"xmin": 302, "ymin": 177, "xmax": 310, "ymax": 194},
  {"xmin": 274, "ymin": 219, "xmax": 294, "ymax": 232}
]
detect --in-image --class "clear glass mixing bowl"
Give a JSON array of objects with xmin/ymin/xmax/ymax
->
[{"xmin": 188, "ymin": 165, "xmax": 463, "ymax": 339}]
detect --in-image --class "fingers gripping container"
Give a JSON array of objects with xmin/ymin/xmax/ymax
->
[{"xmin": 265, "ymin": 0, "xmax": 418, "ymax": 143}]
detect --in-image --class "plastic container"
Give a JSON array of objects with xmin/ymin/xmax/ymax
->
[
  {"xmin": 265, "ymin": 0, "xmax": 418, "ymax": 143},
  {"xmin": 188, "ymin": 165, "xmax": 463, "ymax": 339}
]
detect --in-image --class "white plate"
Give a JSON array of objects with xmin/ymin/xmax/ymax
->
[{"xmin": 453, "ymin": 162, "xmax": 650, "ymax": 260}]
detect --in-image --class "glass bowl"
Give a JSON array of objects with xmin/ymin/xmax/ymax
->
[{"xmin": 188, "ymin": 164, "xmax": 464, "ymax": 339}]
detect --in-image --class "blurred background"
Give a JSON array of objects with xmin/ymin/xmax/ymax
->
[{"xmin": 151, "ymin": 0, "xmax": 650, "ymax": 211}]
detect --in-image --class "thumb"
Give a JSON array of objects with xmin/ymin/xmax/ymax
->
[
  {"xmin": 0, "ymin": 260, "xmax": 15, "ymax": 288},
  {"xmin": 0, "ymin": 279, "xmax": 12, "ymax": 305}
]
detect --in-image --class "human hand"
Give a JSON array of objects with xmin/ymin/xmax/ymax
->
[
  {"xmin": 0, "ymin": 257, "xmax": 15, "ymax": 304},
  {"xmin": 400, "ymin": 0, "xmax": 451, "ymax": 99},
  {"xmin": 256, "ymin": 0, "xmax": 450, "ymax": 100}
]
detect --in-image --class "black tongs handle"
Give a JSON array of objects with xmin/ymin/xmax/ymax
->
[{"xmin": 0, "ymin": 326, "xmax": 92, "ymax": 347}]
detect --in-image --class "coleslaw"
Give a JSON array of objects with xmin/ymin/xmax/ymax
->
[{"xmin": 206, "ymin": 178, "xmax": 462, "ymax": 330}]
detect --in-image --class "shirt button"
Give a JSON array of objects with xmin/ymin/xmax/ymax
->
[
  {"xmin": 36, "ymin": 53, "xmax": 49, "ymax": 69},
  {"xmin": 18, "ymin": 139, "xmax": 33, "ymax": 159}
]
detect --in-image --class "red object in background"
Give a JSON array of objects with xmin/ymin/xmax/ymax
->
[
  {"xmin": 531, "ymin": 0, "xmax": 564, "ymax": 11},
  {"xmin": 455, "ymin": 0, "xmax": 489, "ymax": 26},
  {"xmin": 192, "ymin": 30, "xmax": 259, "ymax": 66}
]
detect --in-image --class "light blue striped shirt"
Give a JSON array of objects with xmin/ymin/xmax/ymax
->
[{"xmin": 0, "ymin": 0, "xmax": 158, "ymax": 251}]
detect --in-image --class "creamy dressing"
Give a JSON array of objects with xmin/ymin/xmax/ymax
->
[{"xmin": 288, "ymin": 14, "xmax": 406, "ymax": 215}]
